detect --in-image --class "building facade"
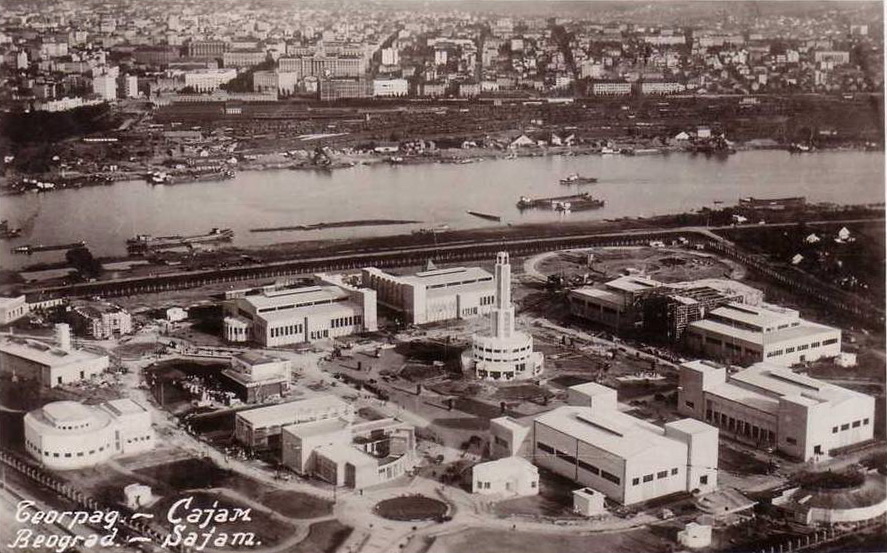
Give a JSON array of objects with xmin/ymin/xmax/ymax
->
[
  {"xmin": 462, "ymin": 252, "xmax": 543, "ymax": 381},
  {"xmin": 0, "ymin": 324, "xmax": 109, "ymax": 388},
  {"xmin": 678, "ymin": 360, "xmax": 875, "ymax": 461},
  {"xmin": 234, "ymin": 394, "xmax": 355, "ymax": 449},
  {"xmin": 0, "ymin": 295, "xmax": 28, "ymax": 325},
  {"xmin": 361, "ymin": 266, "xmax": 495, "ymax": 325},
  {"xmin": 223, "ymin": 275, "xmax": 377, "ymax": 347},
  {"xmin": 472, "ymin": 457, "xmax": 539, "ymax": 496},
  {"xmin": 532, "ymin": 384, "xmax": 718, "ymax": 505},
  {"xmin": 685, "ymin": 303, "xmax": 841, "ymax": 366},
  {"xmin": 222, "ymin": 352, "xmax": 290, "ymax": 404},
  {"xmin": 24, "ymin": 399, "xmax": 154, "ymax": 470}
]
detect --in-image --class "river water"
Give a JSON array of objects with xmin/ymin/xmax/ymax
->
[{"xmin": 1, "ymin": 150, "xmax": 883, "ymax": 270}]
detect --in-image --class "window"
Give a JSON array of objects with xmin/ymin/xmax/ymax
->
[
  {"xmin": 700, "ymin": 475, "xmax": 708, "ymax": 485},
  {"xmin": 484, "ymin": 482, "xmax": 490, "ymax": 489},
  {"xmin": 832, "ymin": 426, "xmax": 838, "ymax": 434},
  {"xmin": 632, "ymin": 478, "xmax": 640, "ymax": 486},
  {"xmin": 657, "ymin": 470, "xmax": 668, "ymax": 479},
  {"xmin": 822, "ymin": 338, "xmax": 838, "ymax": 346},
  {"xmin": 600, "ymin": 471, "xmax": 620, "ymax": 485},
  {"xmin": 852, "ymin": 421, "xmax": 861, "ymax": 428},
  {"xmin": 864, "ymin": 418, "xmax": 870, "ymax": 425},
  {"xmin": 685, "ymin": 400, "xmax": 695, "ymax": 409},
  {"xmin": 841, "ymin": 423, "xmax": 850, "ymax": 431},
  {"xmin": 537, "ymin": 442, "xmax": 554, "ymax": 454},
  {"xmin": 786, "ymin": 437, "xmax": 797, "ymax": 445},
  {"xmin": 643, "ymin": 474, "xmax": 654, "ymax": 483},
  {"xmin": 578, "ymin": 460, "xmax": 599, "ymax": 475},
  {"xmin": 671, "ymin": 468, "xmax": 678, "ymax": 476}
]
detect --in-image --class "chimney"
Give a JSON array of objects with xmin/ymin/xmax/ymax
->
[{"xmin": 55, "ymin": 323, "xmax": 72, "ymax": 351}]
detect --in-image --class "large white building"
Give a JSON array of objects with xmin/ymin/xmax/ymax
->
[
  {"xmin": 234, "ymin": 394, "xmax": 355, "ymax": 449},
  {"xmin": 472, "ymin": 456, "xmax": 539, "ymax": 496},
  {"xmin": 24, "ymin": 398, "xmax": 154, "ymax": 470},
  {"xmin": 223, "ymin": 275, "xmax": 377, "ymax": 347},
  {"xmin": 0, "ymin": 295, "xmax": 28, "ymax": 325},
  {"xmin": 0, "ymin": 324, "xmax": 109, "ymax": 388},
  {"xmin": 281, "ymin": 417, "xmax": 415, "ymax": 488},
  {"xmin": 531, "ymin": 384, "xmax": 718, "ymax": 505},
  {"xmin": 372, "ymin": 77, "xmax": 408, "ymax": 97},
  {"xmin": 462, "ymin": 252, "xmax": 543, "ymax": 381},
  {"xmin": 361, "ymin": 266, "xmax": 495, "ymax": 325},
  {"xmin": 184, "ymin": 68, "xmax": 238, "ymax": 92},
  {"xmin": 679, "ymin": 360, "xmax": 875, "ymax": 461},
  {"xmin": 222, "ymin": 352, "xmax": 290, "ymax": 404},
  {"xmin": 685, "ymin": 302, "xmax": 841, "ymax": 367}
]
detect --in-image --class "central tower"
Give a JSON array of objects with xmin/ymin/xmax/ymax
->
[{"xmin": 462, "ymin": 252, "xmax": 543, "ymax": 381}]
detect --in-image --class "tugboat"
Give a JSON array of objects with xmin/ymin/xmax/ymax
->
[
  {"xmin": 0, "ymin": 220, "xmax": 22, "ymax": 239},
  {"xmin": 559, "ymin": 173, "xmax": 598, "ymax": 185},
  {"xmin": 126, "ymin": 227, "xmax": 234, "ymax": 255}
]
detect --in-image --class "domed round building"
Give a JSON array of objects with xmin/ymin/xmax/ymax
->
[
  {"xmin": 24, "ymin": 399, "xmax": 154, "ymax": 470},
  {"xmin": 462, "ymin": 252, "xmax": 543, "ymax": 381}
]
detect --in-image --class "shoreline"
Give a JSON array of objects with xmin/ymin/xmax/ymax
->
[{"xmin": 1, "ymin": 142, "xmax": 882, "ymax": 197}]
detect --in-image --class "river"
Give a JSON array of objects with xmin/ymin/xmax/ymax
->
[{"xmin": 1, "ymin": 150, "xmax": 883, "ymax": 270}]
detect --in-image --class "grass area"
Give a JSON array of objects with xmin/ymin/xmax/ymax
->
[
  {"xmin": 135, "ymin": 457, "xmax": 333, "ymax": 518},
  {"xmin": 113, "ymin": 341, "xmax": 163, "ymax": 359},
  {"xmin": 718, "ymin": 445, "xmax": 772, "ymax": 476},
  {"xmin": 287, "ymin": 520, "xmax": 353, "ymax": 553},
  {"xmin": 374, "ymin": 495, "xmax": 448, "ymax": 521},
  {"xmin": 494, "ymin": 468, "xmax": 581, "ymax": 519},
  {"xmin": 259, "ymin": 489, "xmax": 333, "ymax": 519},
  {"xmin": 431, "ymin": 527, "xmax": 670, "ymax": 553}
]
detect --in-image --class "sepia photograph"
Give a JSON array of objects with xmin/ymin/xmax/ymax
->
[{"xmin": 0, "ymin": 1, "xmax": 884, "ymax": 552}]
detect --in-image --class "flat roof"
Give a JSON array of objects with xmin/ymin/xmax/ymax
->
[
  {"xmin": 605, "ymin": 276, "xmax": 663, "ymax": 294},
  {"xmin": 43, "ymin": 401, "xmax": 94, "ymax": 423},
  {"xmin": 102, "ymin": 398, "xmax": 147, "ymax": 416},
  {"xmin": 730, "ymin": 363, "xmax": 865, "ymax": 406},
  {"xmin": 314, "ymin": 442, "xmax": 376, "ymax": 467},
  {"xmin": 689, "ymin": 318, "xmax": 836, "ymax": 345},
  {"xmin": 474, "ymin": 456, "xmax": 537, "ymax": 474},
  {"xmin": 243, "ymin": 285, "xmax": 349, "ymax": 311},
  {"xmin": 709, "ymin": 302, "xmax": 798, "ymax": 328},
  {"xmin": 0, "ymin": 295, "xmax": 25, "ymax": 306},
  {"xmin": 535, "ymin": 406, "xmax": 681, "ymax": 460},
  {"xmin": 0, "ymin": 337, "xmax": 107, "ymax": 367},
  {"xmin": 282, "ymin": 417, "xmax": 350, "ymax": 438},
  {"xmin": 665, "ymin": 418, "xmax": 717, "ymax": 435},
  {"xmin": 569, "ymin": 287, "xmax": 625, "ymax": 307},
  {"xmin": 234, "ymin": 351, "xmax": 280, "ymax": 365},
  {"xmin": 236, "ymin": 395, "xmax": 351, "ymax": 427},
  {"xmin": 569, "ymin": 382, "xmax": 617, "ymax": 398},
  {"xmin": 406, "ymin": 266, "xmax": 494, "ymax": 288}
]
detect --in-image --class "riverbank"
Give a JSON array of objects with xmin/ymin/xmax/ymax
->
[
  {"xmin": 2, "ymin": 202, "xmax": 882, "ymax": 294},
  {"xmin": 1, "ymin": 141, "xmax": 881, "ymax": 197}
]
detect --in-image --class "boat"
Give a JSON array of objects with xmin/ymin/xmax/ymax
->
[
  {"xmin": 147, "ymin": 169, "xmax": 235, "ymax": 185},
  {"xmin": 12, "ymin": 241, "xmax": 86, "ymax": 255},
  {"xmin": 559, "ymin": 173, "xmax": 598, "ymax": 185},
  {"xmin": 0, "ymin": 220, "xmax": 22, "ymax": 239},
  {"xmin": 517, "ymin": 193, "xmax": 605, "ymax": 212},
  {"xmin": 466, "ymin": 210, "xmax": 502, "ymax": 222},
  {"xmin": 126, "ymin": 227, "xmax": 234, "ymax": 254},
  {"xmin": 601, "ymin": 146, "xmax": 618, "ymax": 155}
]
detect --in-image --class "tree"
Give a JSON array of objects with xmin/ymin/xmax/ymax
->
[{"xmin": 66, "ymin": 246, "xmax": 102, "ymax": 279}]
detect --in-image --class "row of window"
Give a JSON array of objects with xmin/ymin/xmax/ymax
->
[
  {"xmin": 706, "ymin": 409, "xmax": 776, "ymax": 443},
  {"xmin": 832, "ymin": 419, "xmax": 870, "ymax": 433},
  {"xmin": 426, "ymin": 277, "xmax": 493, "ymax": 290},
  {"xmin": 766, "ymin": 338, "xmax": 836, "ymax": 358},
  {"xmin": 537, "ymin": 442, "xmax": 622, "ymax": 485},
  {"xmin": 270, "ymin": 323, "xmax": 303, "ymax": 338},
  {"xmin": 631, "ymin": 468, "xmax": 679, "ymax": 486},
  {"xmin": 479, "ymin": 295, "xmax": 496, "ymax": 306},
  {"xmin": 331, "ymin": 315, "xmax": 361, "ymax": 329}
]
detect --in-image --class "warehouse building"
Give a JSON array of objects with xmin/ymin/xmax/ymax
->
[
  {"xmin": 234, "ymin": 394, "xmax": 355, "ymax": 449},
  {"xmin": 222, "ymin": 352, "xmax": 290, "ymax": 404},
  {"xmin": 361, "ymin": 265, "xmax": 495, "ymax": 325},
  {"xmin": 678, "ymin": 360, "xmax": 875, "ymax": 461},
  {"xmin": 472, "ymin": 457, "xmax": 539, "ymax": 496},
  {"xmin": 281, "ymin": 417, "xmax": 415, "ymax": 488},
  {"xmin": 24, "ymin": 399, "xmax": 154, "ymax": 470},
  {"xmin": 223, "ymin": 275, "xmax": 377, "ymax": 347},
  {"xmin": 684, "ymin": 302, "xmax": 841, "ymax": 366},
  {"xmin": 0, "ymin": 295, "xmax": 28, "ymax": 325},
  {"xmin": 532, "ymin": 384, "xmax": 718, "ymax": 505},
  {"xmin": 0, "ymin": 324, "xmax": 109, "ymax": 388},
  {"xmin": 568, "ymin": 276, "xmax": 664, "ymax": 331}
]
